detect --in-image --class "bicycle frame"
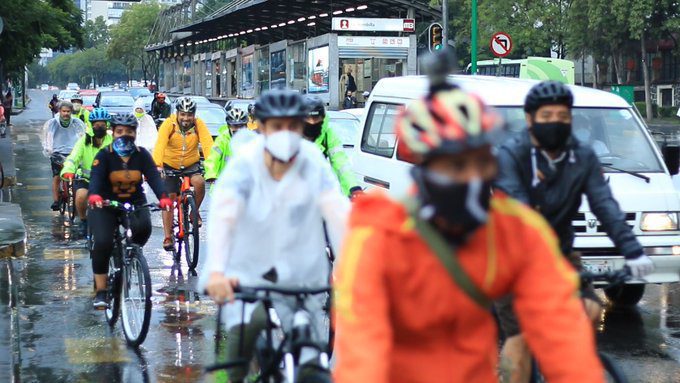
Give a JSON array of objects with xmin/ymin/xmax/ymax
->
[{"xmin": 175, "ymin": 175, "xmax": 193, "ymax": 240}]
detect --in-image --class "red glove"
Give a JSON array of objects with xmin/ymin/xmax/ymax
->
[
  {"xmin": 88, "ymin": 194, "xmax": 104, "ymax": 208},
  {"xmin": 159, "ymin": 196, "xmax": 173, "ymax": 211},
  {"xmin": 63, "ymin": 173, "xmax": 75, "ymax": 180}
]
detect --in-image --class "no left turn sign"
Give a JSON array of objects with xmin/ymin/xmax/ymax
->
[{"xmin": 490, "ymin": 32, "xmax": 512, "ymax": 58}]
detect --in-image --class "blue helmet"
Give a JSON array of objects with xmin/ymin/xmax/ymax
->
[{"xmin": 89, "ymin": 108, "xmax": 112, "ymax": 123}]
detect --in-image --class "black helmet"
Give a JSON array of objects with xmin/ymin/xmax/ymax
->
[
  {"xmin": 110, "ymin": 113, "xmax": 138, "ymax": 129},
  {"xmin": 306, "ymin": 96, "xmax": 326, "ymax": 118},
  {"xmin": 255, "ymin": 89, "xmax": 307, "ymax": 122},
  {"xmin": 524, "ymin": 81, "xmax": 574, "ymax": 113}
]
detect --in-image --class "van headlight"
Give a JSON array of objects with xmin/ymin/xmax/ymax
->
[{"xmin": 640, "ymin": 213, "xmax": 679, "ymax": 231}]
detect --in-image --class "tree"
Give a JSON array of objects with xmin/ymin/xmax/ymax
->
[
  {"xmin": 108, "ymin": 2, "xmax": 163, "ymax": 86},
  {"xmin": 83, "ymin": 16, "xmax": 110, "ymax": 49},
  {"xmin": 0, "ymin": 0, "xmax": 83, "ymax": 92}
]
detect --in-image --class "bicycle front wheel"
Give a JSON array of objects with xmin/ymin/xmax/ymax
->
[
  {"xmin": 67, "ymin": 182, "xmax": 76, "ymax": 224},
  {"xmin": 184, "ymin": 195, "xmax": 200, "ymax": 270},
  {"xmin": 105, "ymin": 254, "xmax": 122, "ymax": 327},
  {"xmin": 120, "ymin": 245, "xmax": 152, "ymax": 347}
]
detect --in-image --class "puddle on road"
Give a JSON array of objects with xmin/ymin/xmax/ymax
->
[
  {"xmin": 43, "ymin": 248, "xmax": 88, "ymax": 260},
  {"xmin": 65, "ymin": 338, "xmax": 131, "ymax": 364}
]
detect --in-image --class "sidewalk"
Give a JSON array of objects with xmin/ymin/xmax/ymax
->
[
  {"xmin": 0, "ymin": 125, "xmax": 16, "ymax": 187},
  {"xmin": 0, "ymin": 124, "xmax": 25, "ymax": 257}
]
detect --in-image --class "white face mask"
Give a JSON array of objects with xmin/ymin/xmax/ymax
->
[
  {"xmin": 73, "ymin": 103, "xmax": 82, "ymax": 112},
  {"xmin": 265, "ymin": 130, "xmax": 302, "ymax": 162}
]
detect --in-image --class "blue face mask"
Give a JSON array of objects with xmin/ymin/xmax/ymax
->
[{"xmin": 112, "ymin": 135, "xmax": 136, "ymax": 157}]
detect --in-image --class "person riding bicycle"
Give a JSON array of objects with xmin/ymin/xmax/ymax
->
[
  {"xmin": 88, "ymin": 113, "xmax": 171, "ymax": 309},
  {"xmin": 153, "ymin": 96, "xmax": 214, "ymax": 250},
  {"xmin": 59, "ymin": 108, "xmax": 114, "ymax": 235},
  {"xmin": 204, "ymin": 108, "xmax": 250, "ymax": 182},
  {"xmin": 71, "ymin": 95, "xmax": 91, "ymax": 132},
  {"xmin": 201, "ymin": 88, "xmax": 350, "ymax": 383},
  {"xmin": 133, "ymin": 98, "xmax": 158, "ymax": 152},
  {"xmin": 493, "ymin": 80, "xmax": 654, "ymax": 383},
  {"xmin": 49, "ymin": 94, "xmax": 60, "ymax": 115},
  {"xmin": 42, "ymin": 100, "xmax": 87, "ymax": 211},
  {"xmin": 246, "ymin": 103, "xmax": 258, "ymax": 131},
  {"xmin": 150, "ymin": 92, "xmax": 171, "ymax": 122},
  {"xmin": 304, "ymin": 96, "xmax": 361, "ymax": 197},
  {"xmin": 333, "ymin": 57, "xmax": 606, "ymax": 383}
]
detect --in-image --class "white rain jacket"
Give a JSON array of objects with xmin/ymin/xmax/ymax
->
[
  {"xmin": 133, "ymin": 99, "xmax": 158, "ymax": 152},
  {"xmin": 42, "ymin": 117, "xmax": 86, "ymax": 157},
  {"xmin": 199, "ymin": 136, "xmax": 350, "ymax": 329}
]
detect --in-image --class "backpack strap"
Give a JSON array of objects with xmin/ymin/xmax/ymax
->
[{"xmin": 403, "ymin": 196, "xmax": 492, "ymax": 309}]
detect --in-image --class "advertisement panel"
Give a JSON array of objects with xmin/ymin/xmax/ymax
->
[
  {"xmin": 241, "ymin": 54, "xmax": 253, "ymax": 91},
  {"xmin": 270, "ymin": 50, "xmax": 286, "ymax": 89},
  {"xmin": 332, "ymin": 18, "xmax": 415, "ymax": 32},
  {"xmin": 308, "ymin": 46, "xmax": 329, "ymax": 94}
]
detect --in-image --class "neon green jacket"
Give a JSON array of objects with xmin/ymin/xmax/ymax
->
[
  {"xmin": 315, "ymin": 116, "xmax": 358, "ymax": 196},
  {"xmin": 74, "ymin": 108, "xmax": 92, "ymax": 134},
  {"xmin": 204, "ymin": 124, "xmax": 233, "ymax": 181},
  {"xmin": 60, "ymin": 133, "xmax": 113, "ymax": 180}
]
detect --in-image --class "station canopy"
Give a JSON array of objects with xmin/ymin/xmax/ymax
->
[{"xmin": 168, "ymin": 0, "xmax": 440, "ymax": 46}]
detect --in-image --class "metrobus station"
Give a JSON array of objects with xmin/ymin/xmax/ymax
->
[{"xmin": 145, "ymin": 0, "xmax": 441, "ymax": 109}]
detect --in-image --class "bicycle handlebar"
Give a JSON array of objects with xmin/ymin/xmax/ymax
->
[
  {"xmin": 579, "ymin": 266, "xmax": 631, "ymax": 286},
  {"xmin": 234, "ymin": 284, "xmax": 331, "ymax": 297},
  {"xmin": 103, "ymin": 200, "xmax": 161, "ymax": 213}
]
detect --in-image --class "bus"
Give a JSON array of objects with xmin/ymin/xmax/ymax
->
[{"xmin": 466, "ymin": 57, "xmax": 575, "ymax": 84}]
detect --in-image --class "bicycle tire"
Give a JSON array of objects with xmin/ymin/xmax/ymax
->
[
  {"xmin": 184, "ymin": 195, "xmax": 199, "ymax": 270},
  {"xmin": 105, "ymin": 251, "xmax": 122, "ymax": 327},
  {"xmin": 67, "ymin": 181, "xmax": 76, "ymax": 224},
  {"xmin": 120, "ymin": 245, "xmax": 152, "ymax": 347}
]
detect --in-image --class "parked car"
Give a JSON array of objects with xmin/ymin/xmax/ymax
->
[
  {"xmin": 58, "ymin": 90, "xmax": 78, "ymax": 101},
  {"xmin": 66, "ymin": 82, "xmax": 80, "ymax": 91},
  {"xmin": 224, "ymin": 98, "xmax": 254, "ymax": 113},
  {"xmin": 97, "ymin": 86, "xmax": 113, "ymax": 92},
  {"xmin": 129, "ymin": 87, "xmax": 152, "ymax": 99},
  {"xmin": 196, "ymin": 105, "xmax": 227, "ymax": 138},
  {"xmin": 341, "ymin": 108, "xmax": 365, "ymax": 121},
  {"xmin": 40, "ymin": 84, "xmax": 49, "ymax": 91},
  {"xmin": 353, "ymin": 74, "xmax": 680, "ymax": 306},
  {"xmin": 327, "ymin": 111, "xmax": 361, "ymax": 158},
  {"xmin": 137, "ymin": 94, "xmax": 155, "ymax": 112},
  {"xmin": 95, "ymin": 91, "xmax": 135, "ymax": 116},
  {"xmin": 187, "ymin": 95, "xmax": 213, "ymax": 105},
  {"xmin": 77, "ymin": 90, "xmax": 99, "ymax": 112}
]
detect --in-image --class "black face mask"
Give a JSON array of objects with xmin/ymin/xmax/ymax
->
[
  {"xmin": 303, "ymin": 121, "xmax": 323, "ymax": 140},
  {"xmin": 531, "ymin": 121, "xmax": 572, "ymax": 151},
  {"xmin": 93, "ymin": 128, "xmax": 107, "ymax": 139},
  {"xmin": 411, "ymin": 167, "xmax": 491, "ymax": 245}
]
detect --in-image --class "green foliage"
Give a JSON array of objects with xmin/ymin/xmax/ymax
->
[
  {"xmin": 108, "ymin": 2, "xmax": 163, "ymax": 82},
  {"xmin": 634, "ymin": 102, "xmax": 658, "ymax": 118},
  {"xmin": 46, "ymin": 50, "xmax": 127, "ymax": 88},
  {"xmin": 84, "ymin": 17, "xmax": 110, "ymax": 49},
  {"xmin": 658, "ymin": 106, "xmax": 675, "ymax": 118},
  {"xmin": 27, "ymin": 61, "xmax": 51, "ymax": 88},
  {"xmin": 0, "ymin": 0, "xmax": 83, "ymax": 77}
]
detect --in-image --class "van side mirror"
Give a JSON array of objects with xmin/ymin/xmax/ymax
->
[{"xmin": 662, "ymin": 144, "xmax": 680, "ymax": 176}]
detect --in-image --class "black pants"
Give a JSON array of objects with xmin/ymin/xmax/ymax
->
[{"xmin": 89, "ymin": 206, "xmax": 152, "ymax": 274}]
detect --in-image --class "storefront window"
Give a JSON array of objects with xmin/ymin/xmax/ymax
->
[
  {"xmin": 242, "ymin": 54, "xmax": 254, "ymax": 92},
  {"xmin": 271, "ymin": 50, "xmax": 286, "ymax": 89},
  {"xmin": 205, "ymin": 60, "xmax": 212, "ymax": 96},
  {"xmin": 258, "ymin": 47, "xmax": 270, "ymax": 94},
  {"xmin": 308, "ymin": 46, "xmax": 330, "ymax": 94},
  {"xmin": 290, "ymin": 42, "xmax": 306, "ymax": 82},
  {"xmin": 183, "ymin": 60, "xmax": 192, "ymax": 92}
]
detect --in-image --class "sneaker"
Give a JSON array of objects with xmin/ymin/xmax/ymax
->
[
  {"xmin": 163, "ymin": 237, "xmax": 174, "ymax": 251},
  {"xmin": 79, "ymin": 220, "xmax": 88, "ymax": 237},
  {"xmin": 50, "ymin": 201, "xmax": 60, "ymax": 211},
  {"xmin": 93, "ymin": 290, "xmax": 108, "ymax": 310}
]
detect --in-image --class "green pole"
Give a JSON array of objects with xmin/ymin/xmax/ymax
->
[{"xmin": 471, "ymin": 0, "xmax": 478, "ymax": 75}]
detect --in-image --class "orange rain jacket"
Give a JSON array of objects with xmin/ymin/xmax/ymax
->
[
  {"xmin": 334, "ymin": 191, "xmax": 604, "ymax": 383},
  {"xmin": 152, "ymin": 114, "xmax": 214, "ymax": 170}
]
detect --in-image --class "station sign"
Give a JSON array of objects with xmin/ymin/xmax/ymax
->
[
  {"xmin": 332, "ymin": 18, "xmax": 415, "ymax": 33},
  {"xmin": 337, "ymin": 36, "xmax": 411, "ymax": 48}
]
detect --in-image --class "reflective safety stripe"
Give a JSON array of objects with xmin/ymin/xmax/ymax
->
[
  {"xmin": 328, "ymin": 146, "xmax": 343, "ymax": 157},
  {"xmin": 81, "ymin": 169, "xmax": 91, "ymax": 178},
  {"xmin": 213, "ymin": 147, "xmax": 223, "ymax": 156}
]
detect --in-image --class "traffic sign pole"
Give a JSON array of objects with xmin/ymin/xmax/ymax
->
[
  {"xmin": 471, "ymin": 0, "xmax": 478, "ymax": 75},
  {"xmin": 442, "ymin": 0, "xmax": 448, "ymax": 50}
]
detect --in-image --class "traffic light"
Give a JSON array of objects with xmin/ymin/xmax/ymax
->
[{"xmin": 429, "ymin": 23, "xmax": 444, "ymax": 52}]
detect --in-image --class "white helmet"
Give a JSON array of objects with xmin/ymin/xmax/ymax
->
[{"xmin": 175, "ymin": 97, "xmax": 197, "ymax": 114}]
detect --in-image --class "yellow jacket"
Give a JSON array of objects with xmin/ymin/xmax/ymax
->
[
  {"xmin": 152, "ymin": 114, "xmax": 214, "ymax": 169},
  {"xmin": 247, "ymin": 116, "xmax": 258, "ymax": 131}
]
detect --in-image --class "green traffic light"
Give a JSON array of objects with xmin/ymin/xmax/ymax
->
[{"xmin": 434, "ymin": 44, "xmax": 442, "ymax": 50}]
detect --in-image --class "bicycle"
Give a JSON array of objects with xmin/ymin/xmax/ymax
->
[
  {"xmin": 102, "ymin": 200, "xmax": 159, "ymax": 348},
  {"xmin": 530, "ymin": 267, "xmax": 631, "ymax": 383},
  {"xmin": 59, "ymin": 175, "xmax": 87, "ymax": 225},
  {"xmin": 164, "ymin": 167, "xmax": 201, "ymax": 271},
  {"xmin": 205, "ymin": 284, "xmax": 333, "ymax": 383}
]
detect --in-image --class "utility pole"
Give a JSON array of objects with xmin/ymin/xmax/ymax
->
[
  {"xmin": 442, "ymin": 0, "xmax": 448, "ymax": 48},
  {"xmin": 471, "ymin": 0, "xmax": 478, "ymax": 74}
]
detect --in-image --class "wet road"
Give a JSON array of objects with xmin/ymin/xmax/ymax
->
[{"xmin": 0, "ymin": 90, "xmax": 680, "ymax": 382}]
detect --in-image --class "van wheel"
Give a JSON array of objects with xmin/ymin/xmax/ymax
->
[{"xmin": 604, "ymin": 284, "xmax": 645, "ymax": 306}]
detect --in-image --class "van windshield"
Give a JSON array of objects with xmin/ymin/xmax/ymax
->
[{"xmin": 496, "ymin": 107, "xmax": 663, "ymax": 173}]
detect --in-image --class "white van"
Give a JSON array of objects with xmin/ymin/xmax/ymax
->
[{"xmin": 352, "ymin": 75, "xmax": 680, "ymax": 305}]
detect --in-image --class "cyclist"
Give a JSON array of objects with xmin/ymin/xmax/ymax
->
[
  {"xmin": 153, "ymin": 97, "xmax": 214, "ymax": 250},
  {"xmin": 201, "ymin": 89, "xmax": 349, "ymax": 383},
  {"xmin": 71, "ymin": 95, "xmax": 91, "ymax": 131},
  {"xmin": 333, "ymin": 73, "xmax": 605, "ymax": 383},
  {"xmin": 42, "ymin": 101, "xmax": 87, "ymax": 211},
  {"xmin": 60, "ymin": 108, "xmax": 114, "ymax": 235},
  {"xmin": 133, "ymin": 98, "xmax": 158, "ymax": 152},
  {"xmin": 494, "ymin": 80, "xmax": 654, "ymax": 383},
  {"xmin": 49, "ymin": 94, "xmax": 59, "ymax": 115},
  {"xmin": 304, "ymin": 96, "xmax": 362, "ymax": 197},
  {"xmin": 88, "ymin": 113, "xmax": 171, "ymax": 309},
  {"xmin": 246, "ymin": 103, "xmax": 258, "ymax": 131},
  {"xmin": 151, "ymin": 92, "xmax": 171, "ymax": 122},
  {"xmin": 204, "ymin": 108, "xmax": 248, "ymax": 182}
]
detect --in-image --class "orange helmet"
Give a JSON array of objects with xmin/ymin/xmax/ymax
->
[
  {"xmin": 157, "ymin": 92, "xmax": 166, "ymax": 100},
  {"xmin": 396, "ymin": 85, "xmax": 500, "ymax": 164}
]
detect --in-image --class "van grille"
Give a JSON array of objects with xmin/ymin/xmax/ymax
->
[{"xmin": 572, "ymin": 212, "xmax": 636, "ymax": 235}]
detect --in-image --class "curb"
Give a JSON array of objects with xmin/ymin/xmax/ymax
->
[{"xmin": 0, "ymin": 203, "xmax": 26, "ymax": 258}]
